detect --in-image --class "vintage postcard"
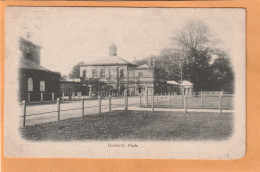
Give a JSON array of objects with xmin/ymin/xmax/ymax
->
[{"xmin": 4, "ymin": 7, "xmax": 246, "ymax": 159}]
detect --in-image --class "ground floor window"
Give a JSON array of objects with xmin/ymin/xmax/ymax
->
[
  {"xmin": 27, "ymin": 77, "xmax": 33, "ymax": 91},
  {"xmin": 40, "ymin": 80, "xmax": 45, "ymax": 92}
]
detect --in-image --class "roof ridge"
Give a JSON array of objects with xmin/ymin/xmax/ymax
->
[{"xmin": 20, "ymin": 57, "xmax": 50, "ymax": 71}]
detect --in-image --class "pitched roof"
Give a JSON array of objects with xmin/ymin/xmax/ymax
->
[
  {"xmin": 167, "ymin": 81, "xmax": 180, "ymax": 85},
  {"xmin": 181, "ymin": 80, "xmax": 193, "ymax": 86},
  {"xmin": 19, "ymin": 57, "xmax": 50, "ymax": 71},
  {"xmin": 136, "ymin": 64, "xmax": 151, "ymax": 68},
  {"xmin": 84, "ymin": 55, "xmax": 134, "ymax": 66}
]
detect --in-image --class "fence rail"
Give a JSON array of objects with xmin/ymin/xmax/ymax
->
[
  {"xmin": 21, "ymin": 93, "xmax": 128, "ymax": 126},
  {"xmin": 21, "ymin": 89, "xmax": 234, "ymax": 127},
  {"xmin": 139, "ymin": 90, "xmax": 234, "ymax": 112}
]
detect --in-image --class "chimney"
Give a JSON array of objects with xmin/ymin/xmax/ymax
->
[
  {"xmin": 133, "ymin": 57, "xmax": 136, "ymax": 64},
  {"xmin": 109, "ymin": 44, "xmax": 117, "ymax": 56},
  {"xmin": 147, "ymin": 57, "xmax": 155, "ymax": 67}
]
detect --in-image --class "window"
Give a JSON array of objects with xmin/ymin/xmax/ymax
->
[
  {"xmin": 109, "ymin": 69, "xmax": 114, "ymax": 78},
  {"xmin": 92, "ymin": 69, "xmax": 97, "ymax": 78},
  {"xmin": 82, "ymin": 70, "xmax": 86, "ymax": 78},
  {"xmin": 120, "ymin": 69, "xmax": 124, "ymax": 78},
  {"xmin": 138, "ymin": 72, "xmax": 143, "ymax": 77},
  {"xmin": 27, "ymin": 78, "xmax": 33, "ymax": 91},
  {"xmin": 101, "ymin": 69, "xmax": 105, "ymax": 77},
  {"xmin": 26, "ymin": 46, "xmax": 30, "ymax": 53},
  {"xmin": 40, "ymin": 81, "xmax": 45, "ymax": 92}
]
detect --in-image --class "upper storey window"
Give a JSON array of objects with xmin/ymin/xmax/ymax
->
[
  {"xmin": 82, "ymin": 70, "xmax": 86, "ymax": 78},
  {"xmin": 109, "ymin": 69, "xmax": 113, "ymax": 78},
  {"xmin": 101, "ymin": 69, "xmax": 105, "ymax": 77},
  {"xmin": 120, "ymin": 69, "xmax": 124, "ymax": 78},
  {"xmin": 92, "ymin": 69, "xmax": 98, "ymax": 78}
]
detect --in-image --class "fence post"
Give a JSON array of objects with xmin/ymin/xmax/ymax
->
[
  {"xmin": 52, "ymin": 92, "xmax": 54, "ymax": 101},
  {"xmin": 160, "ymin": 93, "xmax": 162, "ymax": 101},
  {"xmin": 139, "ymin": 93, "xmax": 142, "ymax": 107},
  {"xmin": 62, "ymin": 91, "xmax": 65, "ymax": 100},
  {"xmin": 22, "ymin": 100, "xmax": 26, "ymax": 127},
  {"xmin": 98, "ymin": 95, "xmax": 101, "ymax": 114},
  {"xmin": 109, "ymin": 95, "xmax": 112, "ymax": 112},
  {"xmin": 201, "ymin": 90, "xmax": 203, "ymax": 107},
  {"xmin": 124, "ymin": 89, "xmax": 128, "ymax": 110},
  {"xmin": 145, "ymin": 89, "xmax": 148, "ymax": 108},
  {"xmin": 156, "ymin": 93, "xmax": 158, "ymax": 103},
  {"xmin": 57, "ymin": 98, "xmax": 60, "ymax": 121},
  {"xmin": 169, "ymin": 92, "xmax": 171, "ymax": 106},
  {"xmin": 27, "ymin": 92, "xmax": 30, "ymax": 102},
  {"xmin": 81, "ymin": 97, "xmax": 84, "ymax": 117},
  {"xmin": 184, "ymin": 95, "xmax": 187, "ymax": 114},
  {"xmin": 152, "ymin": 93, "xmax": 154, "ymax": 112},
  {"xmin": 40, "ymin": 92, "xmax": 43, "ymax": 102},
  {"xmin": 219, "ymin": 92, "xmax": 223, "ymax": 114}
]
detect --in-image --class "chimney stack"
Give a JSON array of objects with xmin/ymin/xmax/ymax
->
[
  {"xmin": 147, "ymin": 57, "xmax": 155, "ymax": 67},
  {"xmin": 133, "ymin": 57, "xmax": 136, "ymax": 64},
  {"xmin": 109, "ymin": 44, "xmax": 117, "ymax": 56}
]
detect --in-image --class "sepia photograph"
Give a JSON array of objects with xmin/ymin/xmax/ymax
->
[{"xmin": 4, "ymin": 7, "xmax": 245, "ymax": 159}]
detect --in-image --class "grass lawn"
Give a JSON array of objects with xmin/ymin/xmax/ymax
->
[{"xmin": 20, "ymin": 110, "xmax": 233, "ymax": 141}]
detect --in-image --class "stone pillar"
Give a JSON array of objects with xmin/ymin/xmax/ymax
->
[
  {"xmin": 40, "ymin": 92, "xmax": 43, "ymax": 102},
  {"xmin": 62, "ymin": 91, "xmax": 65, "ymax": 100},
  {"xmin": 27, "ymin": 92, "xmax": 30, "ymax": 102},
  {"xmin": 124, "ymin": 89, "xmax": 128, "ymax": 110},
  {"xmin": 52, "ymin": 92, "xmax": 54, "ymax": 101},
  {"xmin": 145, "ymin": 89, "xmax": 148, "ymax": 107},
  {"xmin": 89, "ymin": 86, "xmax": 92, "ymax": 98},
  {"xmin": 72, "ymin": 92, "xmax": 75, "ymax": 100}
]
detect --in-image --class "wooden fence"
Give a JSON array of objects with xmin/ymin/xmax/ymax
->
[
  {"xmin": 140, "ymin": 90, "xmax": 234, "ymax": 113},
  {"xmin": 21, "ymin": 91, "xmax": 129, "ymax": 126}
]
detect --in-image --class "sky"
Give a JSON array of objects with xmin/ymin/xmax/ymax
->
[{"xmin": 6, "ymin": 7, "xmax": 245, "ymax": 75}]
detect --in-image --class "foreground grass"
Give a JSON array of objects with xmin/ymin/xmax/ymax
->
[{"xmin": 20, "ymin": 110, "xmax": 233, "ymax": 141}]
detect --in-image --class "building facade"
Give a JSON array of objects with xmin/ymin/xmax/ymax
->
[
  {"xmin": 80, "ymin": 44, "xmax": 177, "ymax": 96},
  {"xmin": 19, "ymin": 38, "xmax": 61, "ymax": 101}
]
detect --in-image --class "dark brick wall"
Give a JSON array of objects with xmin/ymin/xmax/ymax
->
[{"xmin": 19, "ymin": 68, "xmax": 61, "ymax": 101}]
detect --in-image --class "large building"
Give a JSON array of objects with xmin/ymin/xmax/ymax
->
[
  {"xmin": 80, "ymin": 44, "xmax": 178, "ymax": 96},
  {"xmin": 19, "ymin": 38, "xmax": 61, "ymax": 101}
]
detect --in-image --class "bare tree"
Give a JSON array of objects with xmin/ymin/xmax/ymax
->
[{"xmin": 172, "ymin": 20, "xmax": 212, "ymax": 51}]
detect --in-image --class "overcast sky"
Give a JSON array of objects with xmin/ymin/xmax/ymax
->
[{"xmin": 6, "ymin": 7, "xmax": 245, "ymax": 75}]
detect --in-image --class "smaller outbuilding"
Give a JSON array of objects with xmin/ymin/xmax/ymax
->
[{"xmin": 180, "ymin": 80, "xmax": 193, "ymax": 96}]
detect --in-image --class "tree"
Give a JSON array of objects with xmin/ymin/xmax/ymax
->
[
  {"xmin": 69, "ymin": 61, "xmax": 84, "ymax": 79},
  {"xmin": 172, "ymin": 20, "xmax": 213, "ymax": 51},
  {"xmin": 169, "ymin": 20, "xmax": 217, "ymax": 91},
  {"xmin": 61, "ymin": 75, "xmax": 68, "ymax": 80},
  {"xmin": 210, "ymin": 54, "xmax": 234, "ymax": 92}
]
